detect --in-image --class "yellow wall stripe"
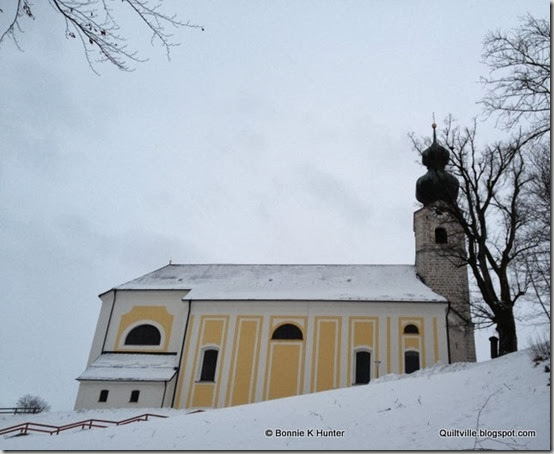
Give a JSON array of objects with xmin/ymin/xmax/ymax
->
[
  {"xmin": 174, "ymin": 314, "xmax": 194, "ymax": 409},
  {"xmin": 227, "ymin": 316, "xmax": 262, "ymax": 406},
  {"xmin": 311, "ymin": 317, "xmax": 341, "ymax": 392}
]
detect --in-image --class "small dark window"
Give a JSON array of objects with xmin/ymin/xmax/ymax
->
[
  {"xmin": 355, "ymin": 351, "xmax": 371, "ymax": 384},
  {"xmin": 199, "ymin": 349, "xmax": 219, "ymax": 382},
  {"xmin": 405, "ymin": 351, "xmax": 420, "ymax": 374},
  {"xmin": 130, "ymin": 390, "xmax": 140, "ymax": 403},
  {"xmin": 404, "ymin": 324, "xmax": 419, "ymax": 335},
  {"xmin": 98, "ymin": 390, "xmax": 109, "ymax": 403},
  {"xmin": 271, "ymin": 324, "xmax": 303, "ymax": 340},
  {"xmin": 435, "ymin": 227, "xmax": 448, "ymax": 244},
  {"xmin": 124, "ymin": 324, "xmax": 161, "ymax": 346}
]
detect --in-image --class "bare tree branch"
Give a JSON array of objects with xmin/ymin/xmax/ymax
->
[
  {"xmin": 0, "ymin": 0, "xmax": 204, "ymax": 72},
  {"xmin": 480, "ymin": 14, "xmax": 550, "ymax": 142}
]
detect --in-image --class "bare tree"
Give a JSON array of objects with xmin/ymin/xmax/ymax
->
[
  {"xmin": 0, "ymin": 0, "xmax": 203, "ymax": 73},
  {"xmin": 481, "ymin": 14, "xmax": 550, "ymax": 326},
  {"xmin": 16, "ymin": 394, "xmax": 51, "ymax": 413},
  {"xmin": 410, "ymin": 117, "xmax": 538, "ymax": 355},
  {"xmin": 410, "ymin": 14, "xmax": 550, "ymax": 356},
  {"xmin": 480, "ymin": 14, "xmax": 550, "ymax": 143},
  {"xmin": 517, "ymin": 142, "xmax": 550, "ymax": 324}
]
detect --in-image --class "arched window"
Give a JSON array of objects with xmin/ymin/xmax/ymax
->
[
  {"xmin": 403, "ymin": 324, "xmax": 419, "ymax": 335},
  {"xmin": 435, "ymin": 227, "xmax": 448, "ymax": 244},
  {"xmin": 271, "ymin": 324, "xmax": 303, "ymax": 340},
  {"xmin": 124, "ymin": 324, "xmax": 161, "ymax": 346},
  {"xmin": 404, "ymin": 351, "xmax": 420, "ymax": 374},
  {"xmin": 199, "ymin": 348, "xmax": 219, "ymax": 382},
  {"xmin": 354, "ymin": 350, "xmax": 371, "ymax": 384}
]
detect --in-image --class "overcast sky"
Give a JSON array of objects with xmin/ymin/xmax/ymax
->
[{"xmin": 1, "ymin": 0, "xmax": 548, "ymax": 411}]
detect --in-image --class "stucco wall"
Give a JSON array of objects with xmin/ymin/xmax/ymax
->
[
  {"xmin": 74, "ymin": 379, "xmax": 175, "ymax": 410},
  {"xmin": 98, "ymin": 290, "xmax": 189, "ymax": 355},
  {"xmin": 173, "ymin": 299, "xmax": 449, "ymax": 410}
]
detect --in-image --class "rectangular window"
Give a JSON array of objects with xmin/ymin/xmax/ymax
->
[
  {"xmin": 435, "ymin": 227, "xmax": 448, "ymax": 244},
  {"xmin": 98, "ymin": 390, "xmax": 109, "ymax": 402},
  {"xmin": 130, "ymin": 390, "xmax": 140, "ymax": 403},
  {"xmin": 404, "ymin": 351, "xmax": 420, "ymax": 374},
  {"xmin": 355, "ymin": 351, "xmax": 371, "ymax": 384}
]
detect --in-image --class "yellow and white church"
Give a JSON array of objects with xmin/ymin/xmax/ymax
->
[{"xmin": 74, "ymin": 130, "xmax": 476, "ymax": 410}]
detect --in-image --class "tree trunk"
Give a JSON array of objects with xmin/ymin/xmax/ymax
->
[{"xmin": 495, "ymin": 306, "xmax": 518, "ymax": 355}]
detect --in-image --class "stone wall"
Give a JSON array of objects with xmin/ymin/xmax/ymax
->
[{"xmin": 414, "ymin": 204, "xmax": 476, "ymax": 362}]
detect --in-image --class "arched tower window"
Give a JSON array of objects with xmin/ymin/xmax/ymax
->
[
  {"xmin": 403, "ymin": 324, "xmax": 419, "ymax": 335},
  {"xmin": 271, "ymin": 323, "xmax": 303, "ymax": 340},
  {"xmin": 124, "ymin": 324, "xmax": 161, "ymax": 346},
  {"xmin": 435, "ymin": 227, "xmax": 448, "ymax": 244},
  {"xmin": 404, "ymin": 351, "xmax": 420, "ymax": 374},
  {"xmin": 199, "ymin": 348, "xmax": 219, "ymax": 382},
  {"xmin": 354, "ymin": 350, "xmax": 371, "ymax": 384}
]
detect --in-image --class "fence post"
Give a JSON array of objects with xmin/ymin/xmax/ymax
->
[{"xmin": 489, "ymin": 336, "xmax": 499, "ymax": 359}]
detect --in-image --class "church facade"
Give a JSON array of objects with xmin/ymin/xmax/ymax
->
[{"xmin": 75, "ymin": 130, "xmax": 476, "ymax": 410}]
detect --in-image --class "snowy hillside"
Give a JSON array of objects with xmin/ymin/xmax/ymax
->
[{"xmin": 1, "ymin": 350, "xmax": 550, "ymax": 450}]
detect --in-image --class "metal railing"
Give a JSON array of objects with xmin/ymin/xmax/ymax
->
[
  {"xmin": 0, "ymin": 408, "xmax": 42, "ymax": 415},
  {"xmin": 0, "ymin": 413, "xmax": 168, "ymax": 437}
]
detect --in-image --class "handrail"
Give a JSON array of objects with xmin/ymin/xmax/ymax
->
[
  {"xmin": 0, "ymin": 422, "xmax": 59, "ymax": 436},
  {"xmin": 0, "ymin": 413, "xmax": 168, "ymax": 437},
  {"xmin": 117, "ymin": 413, "xmax": 167, "ymax": 425},
  {"xmin": 54, "ymin": 418, "xmax": 120, "ymax": 435},
  {"xmin": 0, "ymin": 408, "xmax": 41, "ymax": 415}
]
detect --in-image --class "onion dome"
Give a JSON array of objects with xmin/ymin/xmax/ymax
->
[
  {"xmin": 416, "ymin": 123, "xmax": 459, "ymax": 206},
  {"xmin": 421, "ymin": 123, "xmax": 450, "ymax": 171}
]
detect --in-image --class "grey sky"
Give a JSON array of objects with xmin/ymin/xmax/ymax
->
[{"xmin": 0, "ymin": 0, "xmax": 548, "ymax": 410}]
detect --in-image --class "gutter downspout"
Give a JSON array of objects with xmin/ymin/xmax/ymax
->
[
  {"xmin": 101, "ymin": 289, "xmax": 117, "ymax": 353},
  {"xmin": 171, "ymin": 299, "xmax": 192, "ymax": 408},
  {"xmin": 162, "ymin": 380, "xmax": 168, "ymax": 408}
]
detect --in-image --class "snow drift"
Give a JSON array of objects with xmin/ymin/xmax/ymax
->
[{"xmin": 1, "ymin": 350, "xmax": 550, "ymax": 450}]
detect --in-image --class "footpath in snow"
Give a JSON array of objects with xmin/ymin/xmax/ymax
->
[{"xmin": 1, "ymin": 350, "xmax": 550, "ymax": 450}]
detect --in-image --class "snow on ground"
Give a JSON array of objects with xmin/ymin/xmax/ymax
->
[{"xmin": 1, "ymin": 350, "xmax": 550, "ymax": 450}]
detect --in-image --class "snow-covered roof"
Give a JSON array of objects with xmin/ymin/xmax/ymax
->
[
  {"xmin": 112, "ymin": 264, "xmax": 446, "ymax": 303},
  {"xmin": 77, "ymin": 353, "xmax": 178, "ymax": 382}
]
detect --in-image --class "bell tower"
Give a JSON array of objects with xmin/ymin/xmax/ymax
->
[{"xmin": 413, "ymin": 124, "xmax": 476, "ymax": 363}]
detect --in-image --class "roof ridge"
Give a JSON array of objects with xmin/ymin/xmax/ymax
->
[{"xmin": 165, "ymin": 263, "xmax": 414, "ymax": 267}]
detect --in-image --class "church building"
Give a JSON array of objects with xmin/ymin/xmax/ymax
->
[{"xmin": 74, "ymin": 127, "xmax": 476, "ymax": 410}]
